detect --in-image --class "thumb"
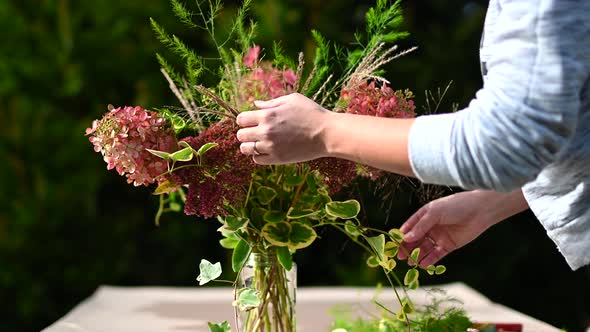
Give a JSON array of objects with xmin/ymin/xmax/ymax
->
[
  {"xmin": 401, "ymin": 204, "xmax": 439, "ymax": 242},
  {"xmin": 254, "ymin": 94, "xmax": 291, "ymax": 109}
]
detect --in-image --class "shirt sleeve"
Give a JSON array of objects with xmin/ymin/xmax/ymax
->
[{"xmin": 408, "ymin": 0, "xmax": 589, "ymax": 192}]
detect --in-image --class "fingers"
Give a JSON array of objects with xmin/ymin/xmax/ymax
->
[
  {"xmin": 239, "ymin": 141, "xmax": 259, "ymax": 156},
  {"xmin": 236, "ymin": 127, "xmax": 260, "ymax": 143},
  {"xmin": 418, "ymin": 246, "xmax": 450, "ymax": 268},
  {"xmin": 400, "ymin": 204, "xmax": 439, "ymax": 243},
  {"xmin": 254, "ymin": 94, "xmax": 292, "ymax": 109},
  {"xmin": 236, "ymin": 111, "xmax": 262, "ymax": 127},
  {"xmin": 397, "ymin": 235, "xmax": 449, "ymax": 268}
]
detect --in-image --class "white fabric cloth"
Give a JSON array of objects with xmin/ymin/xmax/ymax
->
[{"xmin": 42, "ymin": 283, "xmax": 560, "ymax": 332}]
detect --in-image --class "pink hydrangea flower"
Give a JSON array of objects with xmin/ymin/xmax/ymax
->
[
  {"xmin": 86, "ymin": 105, "xmax": 177, "ymax": 187},
  {"xmin": 243, "ymin": 45, "xmax": 261, "ymax": 68},
  {"xmin": 238, "ymin": 45, "xmax": 297, "ymax": 109},
  {"xmin": 340, "ymin": 81, "xmax": 416, "ymax": 118}
]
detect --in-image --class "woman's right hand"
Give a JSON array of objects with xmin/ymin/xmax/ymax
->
[{"xmin": 397, "ymin": 189, "xmax": 528, "ymax": 267}]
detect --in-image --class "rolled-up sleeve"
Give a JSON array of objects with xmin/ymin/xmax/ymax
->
[{"xmin": 409, "ymin": 0, "xmax": 588, "ymax": 192}]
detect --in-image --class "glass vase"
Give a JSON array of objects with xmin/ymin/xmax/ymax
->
[{"xmin": 237, "ymin": 250, "xmax": 296, "ymax": 332}]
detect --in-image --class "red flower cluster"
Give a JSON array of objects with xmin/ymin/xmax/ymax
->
[
  {"xmin": 309, "ymin": 158, "xmax": 358, "ymax": 195},
  {"xmin": 341, "ymin": 81, "xmax": 416, "ymax": 118},
  {"xmin": 86, "ymin": 106, "xmax": 177, "ymax": 186},
  {"xmin": 172, "ymin": 119, "xmax": 256, "ymax": 219}
]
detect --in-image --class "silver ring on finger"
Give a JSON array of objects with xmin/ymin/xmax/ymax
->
[{"xmin": 253, "ymin": 141, "xmax": 261, "ymax": 156}]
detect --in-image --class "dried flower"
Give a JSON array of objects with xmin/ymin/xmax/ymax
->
[{"xmin": 86, "ymin": 105, "xmax": 177, "ymax": 186}]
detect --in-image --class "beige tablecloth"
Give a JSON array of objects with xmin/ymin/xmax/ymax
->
[{"xmin": 42, "ymin": 282, "xmax": 560, "ymax": 332}]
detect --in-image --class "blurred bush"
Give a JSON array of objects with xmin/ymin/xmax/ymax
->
[{"xmin": 0, "ymin": 1, "xmax": 588, "ymax": 331}]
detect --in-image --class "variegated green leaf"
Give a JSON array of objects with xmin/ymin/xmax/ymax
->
[{"xmin": 325, "ymin": 200, "xmax": 360, "ymax": 219}]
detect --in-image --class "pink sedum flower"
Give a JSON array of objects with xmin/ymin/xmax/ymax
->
[{"xmin": 86, "ymin": 105, "xmax": 177, "ymax": 187}]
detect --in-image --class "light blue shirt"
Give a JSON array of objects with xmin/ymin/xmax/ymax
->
[{"xmin": 408, "ymin": 0, "xmax": 590, "ymax": 270}]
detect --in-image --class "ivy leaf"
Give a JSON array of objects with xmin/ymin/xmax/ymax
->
[
  {"xmin": 256, "ymin": 186, "xmax": 277, "ymax": 205},
  {"xmin": 233, "ymin": 288, "xmax": 261, "ymax": 311},
  {"xmin": 325, "ymin": 200, "xmax": 360, "ymax": 219},
  {"xmin": 207, "ymin": 321, "xmax": 231, "ymax": 332},
  {"xmin": 404, "ymin": 268, "xmax": 419, "ymax": 286},
  {"xmin": 367, "ymin": 234, "xmax": 385, "ymax": 261},
  {"xmin": 196, "ymin": 259, "xmax": 222, "ymax": 285},
  {"xmin": 170, "ymin": 147, "xmax": 194, "ymax": 162},
  {"xmin": 197, "ymin": 142, "xmax": 218, "ymax": 156},
  {"xmin": 277, "ymin": 246, "xmax": 293, "ymax": 271},
  {"xmin": 146, "ymin": 148, "xmax": 171, "ymax": 160},
  {"xmin": 232, "ymin": 239, "xmax": 251, "ymax": 273},
  {"xmin": 261, "ymin": 221, "xmax": 317, "ymax": 250},
  {"xmin": 218, "ymin": 215, "xmax": 249, "ymax": 234}
]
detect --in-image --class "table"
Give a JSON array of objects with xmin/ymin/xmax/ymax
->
[{"xmin": 42, "ymin": 282, "xmax": 560, "ymax": 332}]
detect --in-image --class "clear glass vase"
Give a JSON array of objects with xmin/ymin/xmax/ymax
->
[{"xmin": 237, "ymin": 250, "xmax": 297, "ymax": 332}]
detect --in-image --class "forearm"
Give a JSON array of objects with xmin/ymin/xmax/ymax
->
[
  {"xmin": 469, "ymin": 189, "xmax": 529, "ymax": 227},
  {"xmin": 321, "ymin": 112, "xmax": 416, "ymax": 177}
]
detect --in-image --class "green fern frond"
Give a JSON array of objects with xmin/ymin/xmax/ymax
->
[
  {"xmin": 305, "ymin": 30, "xmax": 331, "ymax": 97},
  {"xmin": 156, "ymin": 53, "xmax": 182, "ymax": 85},
  {"xmin": 272, "ymin": 42, "xmax": 296, "ymax": 69},
  {"xmin": 171, "ymin": 0, "xmax": 197, "ymax": 29}
]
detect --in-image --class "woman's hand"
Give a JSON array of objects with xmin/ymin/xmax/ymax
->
[
  {"xmin": 236, "ymin": 93, "xmax": 330, "ymax": 164},
  {"xmin": 398, "ymin": 189, "xmax": 528, "ymax": 267}
]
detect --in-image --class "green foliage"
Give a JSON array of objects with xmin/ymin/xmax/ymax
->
[
  {"xmin": 330, "ymin": 292, "xmax": 473, "ymax": 332},
  {"xmin": 232, "ymin": 239, "xmax": 251, "ymax": 273},
  {"xmin": 208, "ymin": 320, "xmax": 231, "ymax": 332},
  {"xmin": 233, "ymin": 287, "xmax": 261, "ymax": 311},
  {"xmin": 197, "ymin": 259, "xmax": 222, "ymax": 285}
]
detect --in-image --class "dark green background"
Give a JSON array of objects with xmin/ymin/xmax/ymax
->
[{"xmin": 1, "ymin": 1, "xmax": 588, "ymax": 331}]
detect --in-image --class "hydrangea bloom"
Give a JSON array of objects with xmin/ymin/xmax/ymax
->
[
  {"xmin": 237, "ymin": 46, "xmax": 296, "ymax": 109},
  {"xmin": 86, "ymin": 106, "xmax": 177, "ymax": 186},
  {"xmin": 340, "ymin": 81, "xmax": 416, "ymax": 118}
]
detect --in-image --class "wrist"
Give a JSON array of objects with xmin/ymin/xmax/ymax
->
[
  {"xmin": 319, "ymin": 111, "xmax": 339, "ymax": 158},
  {"xmin": 473, "ymin": 189, "xmax": 528, "ymax": 226}
]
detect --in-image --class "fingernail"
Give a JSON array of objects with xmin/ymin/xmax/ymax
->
[{"xmin": 404, "ymin": 231, "xmax": 416, "ymax": 241}]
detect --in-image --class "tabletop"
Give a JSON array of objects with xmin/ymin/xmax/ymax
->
[{"xmin": 42, "ymin": 282, "xmax": 560, "ymax": 332}]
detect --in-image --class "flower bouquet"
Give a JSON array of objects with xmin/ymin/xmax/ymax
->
[{"xmin": 86, "ymin": 0, "xmax": 455, "ymax": 331}]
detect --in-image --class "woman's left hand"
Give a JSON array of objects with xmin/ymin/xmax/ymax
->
[{"xmin": 236, "ymin": 93, "xmax": 330, "ymax": 164}]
